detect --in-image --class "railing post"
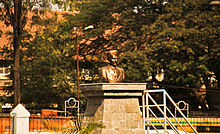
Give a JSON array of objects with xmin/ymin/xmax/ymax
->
[
  {"xmin": 142, "ymin": 92, "xmax": 145, "ymax": 130},
  {"xmin": 163, "ymin": 90, "xmax": 167, "ymax": 133},
  {"xmin": 146, "ymin": 92, "xmax": 150, "ymax": 134},
  {"xmin": 10, "ymin": 104, "xmax": 30, "ymax": 134}
]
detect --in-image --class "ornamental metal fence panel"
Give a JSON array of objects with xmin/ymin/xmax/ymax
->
[
  {"xmin": 29, "ymin": 115, "xmax": 75, "ymax": 133},
  {"xmin": 0, "ymin": 114, "xmax": 11, "ymax": 134},
  {"xmin": 0, "ymin": 113, "xmax": 76, "ymax": 134}
]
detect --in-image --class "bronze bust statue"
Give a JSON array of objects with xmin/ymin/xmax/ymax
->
[{"xmin": 100, "ymin": 50, "xmax": 125, "ymax": 83}]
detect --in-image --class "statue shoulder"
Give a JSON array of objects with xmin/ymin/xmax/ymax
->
[
  {"xmin": 100, "ymin": 66, "xmax": 109, "ymax": 75},
  {"xmin": 101, "ymin": 66, "xmax": 108, "ymax": 71},
  {"xmin": 118, "ymin": 67, "xmax": 124, "ymax": 72}
]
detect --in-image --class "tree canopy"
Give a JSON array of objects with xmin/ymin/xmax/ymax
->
[
  {"xmin": 139, "ymin": 0, "xmax": 220, "ymax": 110},
  {"xmin": 67, "ymin": 0, "xmax": 220, "ymax": 110},
  {"xmin": 0, "ymin": 0, "xmax": 76, "ymax": 108},
  {"xmin": 1, "ymin": 0, "xmax": 219, "ymax": 110},
  {"xmin": 21, "ymin": 14, "xmax": 77, "ymax": 108}
]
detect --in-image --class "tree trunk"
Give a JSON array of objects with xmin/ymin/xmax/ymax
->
[{"xmin": 13, "ymin": 0, "xmax": 22, "ymax": 106}]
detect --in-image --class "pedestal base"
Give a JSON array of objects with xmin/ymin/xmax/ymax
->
[{"xmin": 81, "ymin": 83, "xmax": 146, "ymax": 134}]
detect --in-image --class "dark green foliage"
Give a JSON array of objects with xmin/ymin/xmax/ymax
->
[
  {"xmin": 58, "ymin": 0, "xmax": 164, "ymax": 55},
  {"xmin": 144, "ymin": 0, "xmax": 219, "ymax": 86},
  {"xmin": 0, "ymin": 0, "xmax": 59, "ymax": 106},
  {"xmin": 71, "ymin": 0, "xmax": 220, "ymax": 110},
  {"xmin": 81, "ymin": 123, "xmax": 105, "ymax": 134},
  {"xmin": 1, "ymin": 0, "xmax": 219, "ymax": 111},
  {"xmin": 20, "ymin": 15, "xmax": 77, "ymax": 109},
  {"xmin": 120, "ymin": 51, "xmax": 152, "ymax": 82},
  {"xmin": 141, "ymin": 0, "xmax": 220, "ymax": 110}
]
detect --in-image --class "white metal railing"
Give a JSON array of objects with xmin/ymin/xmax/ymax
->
[{"xmin": 142, "ymin": 89, "xmax": 198, "ymax": 134}]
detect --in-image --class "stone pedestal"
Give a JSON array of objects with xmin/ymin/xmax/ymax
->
[{"xmin": 80, "ymin": 83, "xmax": 146, "ymax": 134}]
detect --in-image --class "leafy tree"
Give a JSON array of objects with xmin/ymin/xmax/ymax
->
[
  {"xmin": 66, "ymin": 0, "xmax": 220, "ymax": 110},
  {"xmin": 0, "ymin": 0, "xmax": 23, "ymax": 106},
  {"xmin": 59, "ymin": 0, "xmax": 166, "ymax": 84},
  {"xmin": 55, "ymin": 0, "xmax": 164, "ymax": 55},
  {"xmin": 0, "ymin": 0, "xmax": 53, "ymax": 106},
  {"xmin": 2, "ymin": 0, "xmax": 218, "ymax": 111},
  {"xmin": 140, "ymin": 0, "xmax": 220, "ymax": 110},
  {"xmin": 0, "ymin": 0, "xmax": 77, "ymax": 109},
  {"xmin": 20, "ymin": 14, "xmax": 77, "ymax": 109},
  {"xmin": 120, "ymin": 51, "xmax": 152, "ymax": 82},
  {"xmin": 52, "ymin": 0, "xmax": 165, "ymax": 85}
]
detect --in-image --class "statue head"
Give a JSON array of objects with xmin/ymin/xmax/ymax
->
[
  {"xmin": 101, "ymin": 50, "xmax": 124, "ymax": 83},
  {"xmin": 106, "ymin": 50, "xmax": 119, "ymax": 67}
]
